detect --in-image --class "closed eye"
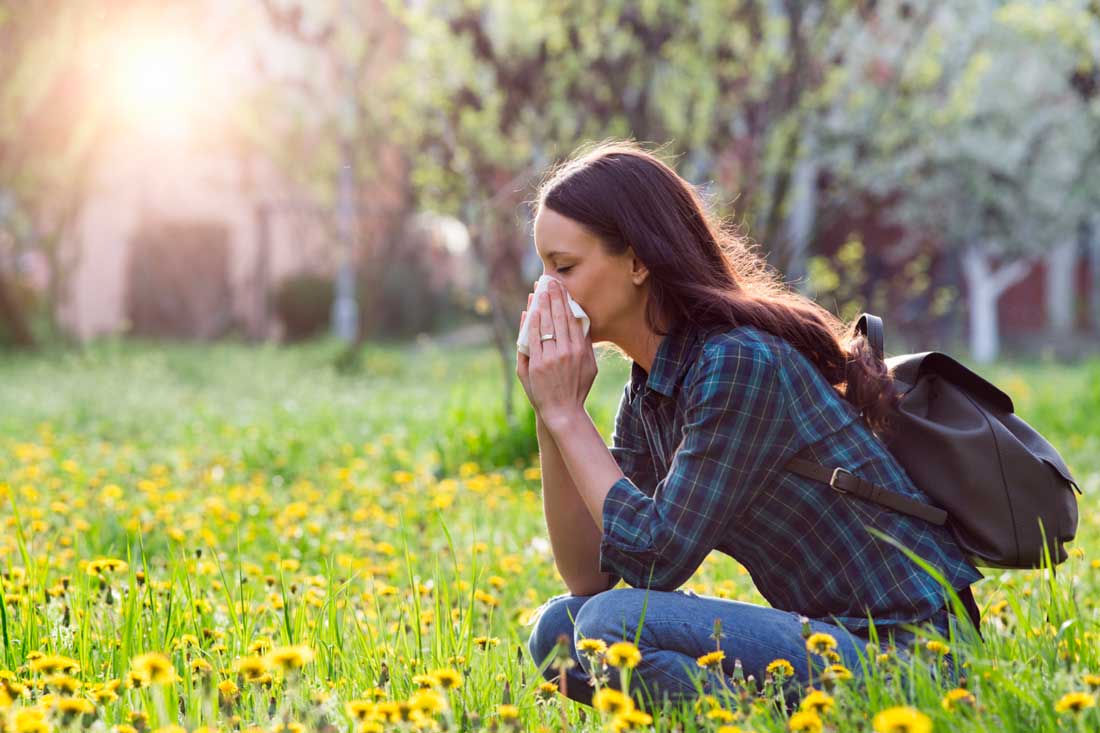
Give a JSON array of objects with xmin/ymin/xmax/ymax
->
[{"xmin": 557, "ymin": 266, "xmax": 573, "ymax": 273}]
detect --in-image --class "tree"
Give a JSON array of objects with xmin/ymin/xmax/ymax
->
[
  {"xmin": 817, "ymin": 0, "xmax": 1100, "ymax": 362},
  {"xmin": 0, "ymin": 1, "xmax": 114, "ymax": 345},
  {"xmin": 256, "ymin": 0, "xmax": 416, "ymax": 348},
  {"xmin": 386, "ymin": 0, "xmax": 906, "ymax": 419}
]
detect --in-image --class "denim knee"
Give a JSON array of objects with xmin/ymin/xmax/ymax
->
[{"xmin": 526, "ymin": 593, "xmax": 585, "ymax": 675}]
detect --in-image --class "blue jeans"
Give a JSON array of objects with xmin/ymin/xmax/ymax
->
[{"xmin": 525, "ymin": 587, "xmax": 963, "ymax": 710}]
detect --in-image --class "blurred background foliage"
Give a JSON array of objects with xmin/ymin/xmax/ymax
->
[{"xmin": 0, "ymin": 0, "xmax": 1099, "ymax": 421}]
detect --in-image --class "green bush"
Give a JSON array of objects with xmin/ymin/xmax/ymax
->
[{"xmin": 274, "ymin": 273, "xmax": 334, "ymax": 341}]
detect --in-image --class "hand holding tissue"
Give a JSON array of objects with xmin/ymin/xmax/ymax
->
[{"xmin": 516, "ymin": 274, "xmax": 590, "ymax": 356}]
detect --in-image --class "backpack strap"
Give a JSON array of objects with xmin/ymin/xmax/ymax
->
[
  {"xmin": 784, "ymin": 456, "xmax": 948, "ymax": 525},
  {"xmin": 856, "ymin": 313, "xmax": 885, "ymax": 361}
]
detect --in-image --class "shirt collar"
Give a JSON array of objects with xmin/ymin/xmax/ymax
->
[{"xmin": 630, "ymin": 318, "xmax": 705, "ymax": 399}]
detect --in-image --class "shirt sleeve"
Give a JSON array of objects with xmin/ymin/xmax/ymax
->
[
  {"xmin": 599, "ymin": 341, "xmax": 792, "ymax": 592},
  {"xmin": 608, "ymin": 381, "xmax": 660, "ymax": 496},
  {"xmin": 601, "ymin": 381, "xmax": 660, "ymax": 591}
]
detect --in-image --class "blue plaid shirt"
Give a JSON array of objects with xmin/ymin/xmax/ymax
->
[{"xmin": 600, "ymin": 319, "xmax": 983, "ymax": 634}]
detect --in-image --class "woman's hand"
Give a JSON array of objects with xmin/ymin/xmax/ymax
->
[
  {"xmin": 516, "ymin": 279, "xmax": 597, "ymax": 427},
  {"xmin": 516, "ymin": 289, "xmax": 537, "ymax": 407}
]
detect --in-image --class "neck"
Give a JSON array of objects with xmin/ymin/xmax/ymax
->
[{"xmin": 610, "ymin": 312, "xmax": 669, "ymax": 376}]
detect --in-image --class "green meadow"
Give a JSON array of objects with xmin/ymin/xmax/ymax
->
[{"xmin": 1, "ymin": 341, "xmax": 1098, "ymax": 732}]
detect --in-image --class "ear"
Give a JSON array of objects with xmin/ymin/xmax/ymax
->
[{"xmin": 627, "ymin": 247, "xmax": 649, "ymax": 287}]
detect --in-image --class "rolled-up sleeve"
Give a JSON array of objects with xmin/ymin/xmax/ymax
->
[
  {"xmin": 599, "ymin": 342, "xmax": 792, "ymax": 591},
  {"xmin": 601, "ymin": 381, "xmax": 659, "ymax": 591}
]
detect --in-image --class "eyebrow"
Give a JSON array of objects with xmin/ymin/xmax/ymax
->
[{"xmin": 537, "ymin": 250, "xmax": 572, "ymax": 260}]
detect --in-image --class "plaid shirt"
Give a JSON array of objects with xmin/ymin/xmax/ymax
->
[{"xmin": 600, "ymin": 319, "xmax": 983, "ymax": 634}]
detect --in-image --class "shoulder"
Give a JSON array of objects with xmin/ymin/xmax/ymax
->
[
  {"xmin": 683, "ymin": 324, "xmax": 787, "ymax": 397},
  {"xmin": 694, "ymin": 324, "xmax": 782, "ymax": 375}
]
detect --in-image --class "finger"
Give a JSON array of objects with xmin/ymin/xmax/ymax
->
[
  {"xmin": 559, "ymin": 281, "xmax": 584, "ymax": 346},
  {"xmin": 529, "ymin": 307, "xmax": 542, "ymax": 362},
  {"xmin": 538, "ymin": 288, "xmax": 558, "ymax": 357},
  {"xmin": 547, "ymin": 281, "xmax": 569, "ymax": 352}
]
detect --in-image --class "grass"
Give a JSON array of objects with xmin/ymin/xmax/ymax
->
[{"xmin": 0, "ymin": 339, "xmax": 1098, "ymax": 732}]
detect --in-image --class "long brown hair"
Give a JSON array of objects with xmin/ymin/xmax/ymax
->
[{"xmin": 535, "ymin": 139, "xmax": 898, "ymax": 435}]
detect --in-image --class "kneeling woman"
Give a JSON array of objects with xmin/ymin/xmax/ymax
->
[{"xmin": 516, "ymin": 141, "xmax": 982, "ymax": 708}]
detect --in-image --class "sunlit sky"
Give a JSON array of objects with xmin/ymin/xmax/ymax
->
[{"xmin": 96, "ymin": 2, "xmax": 321, "ymax": 145}]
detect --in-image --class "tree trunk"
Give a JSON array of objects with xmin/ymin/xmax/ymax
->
[
  {"xmin": 0, "ymin": 271, "xmax": 35, "ymax": 347},
  {"xmin": 1044, "ymin": 237, "xmax": 1077, "ymax": 340},
  {"xmin": 1087, "ymin": 215, "xmax": 1100, "ymax": 338},
  {"xmin": 785, "ymin": 127, "xmax": 817, "ymax": 294},
  {"xmin": 961, "ymin": 243, "xmax": 1032, "ymax": 364}
]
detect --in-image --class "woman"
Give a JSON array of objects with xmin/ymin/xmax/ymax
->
[{"xmin": 515, "ymin": 140, "xmax": 983, "ymax": 709}]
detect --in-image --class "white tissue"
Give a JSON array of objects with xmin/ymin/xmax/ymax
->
[{"xmin": 516, "ymin": 274, "xmax": 590, "ymax": 355}]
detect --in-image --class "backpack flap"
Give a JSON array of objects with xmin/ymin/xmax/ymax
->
[
  {"xmin": 887, "ymin": 351, "xmax": 1014, "ymax": 413},
  {"xmin": 881, "ymin": 350, "xmax": 1081, "ymax": 569}
]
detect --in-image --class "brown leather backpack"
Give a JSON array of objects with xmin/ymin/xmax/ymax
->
[{"xmin": 786, "ymin": 313, "xmax": 1082, "ymax": 571}]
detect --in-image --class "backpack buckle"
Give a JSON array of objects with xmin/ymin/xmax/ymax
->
[{"xmin": 829, "ymin": 467, "xmax": 853, "ymax": 494}]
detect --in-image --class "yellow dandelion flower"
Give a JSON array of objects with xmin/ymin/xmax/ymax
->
[
  {"xmin": 605, "ymin": 641, "xmax": 642, "ymax": 669},
  {"xmin": 767, "ymin": 658, "xmax": 795, "ymax": 677},
  {"xmin": 705, "ymin": 708, "xmax": 739, "ymax": 723},
  {"xmin": 12, "ymin": 708, "xmax": 49, "ymax": 733},
  {"xmin": 29, "ymin": 654, "xmax": 80, "ymax": 675},
  {"xmin": 535, "ymin": 681, "xmax": 558, "ymax": 702},
  {"xmin": 89, "ymin": 682, "xmax": 119, "ymax": 703},
  {"xmin": 248, "ymin": 637, "xmax": 273, "ymax": 655},
  {"xmin": 925, "ymin": 640, "xmax": 950, "ymax": 657},
  {"xmin": 409, "ymin": 689, "xmax": 445, "ymax": 715},
  {"xmin": 473, "ymin": 636, "xmax": 500, "ymax": 650},
  {"xmin": 1055, "ymin": 691, "xmax": 1096, "ymax": 714},
  {"xmin": 374, "ymin": 701, "xmax": 401, "ymax": 722},
  {"xmin": 272, "ymin": 723, "xmax": 305, "ymax": 733},
  {"xmin": 578, "ymin": 638, "xmax": 608, "ymax": 657},
  {"xmin": 123, "ymin": 670, "xmax": 146, "ymax": 690},
  {"xmin": 265, "ymin": 644, "xmax": 314, "ymax": 672},
  {"xmin": 217, "ymin": 679, "xmax": 239, "ymax": 699},
  {"xmin": 53, "ymin": 696, "xmax": 95, "ymax": 716},
  {"xmin": 497, "ymin": 703, "xmax": 520, "ymax": 720},
  {"xmin": 789, "ymin": 710, "xmax": 823, "ymax": 733},
  {"xmin": 611, "ymin": 709, "xmax": 653, "ymax": 730},
  {"xmin": 805, "ymin": 632, "xmax": 837, "ymax": 656},
  {"xmin": 872, "ymin": 706, "xmax": 932, "ymax": 733},
  {"xmin": 45, "ymin": 674, "xmax": 81, "ymax": 695},
  {"xmin": 130, "ymin": 652, "xmax": 178, "ymax": 685},
  {"xmin": 1084, "ymin": 673, "xmax": 1100, "ymax": 690},
  {"xmin": 942, "ymin": 687, "xmax": 976, "ymax": 712},
  {"xmin": 593, "ymin": 688, "xmax": 635, "ymax": 716},
  {"xmin": 800, "ymin": 690, "xmax": 834, "ymax": 715},
  {"xmin": 86, "ymin": 557, "xmax": 128, "ymax": 577},
  {"xmin": 346, "ymin": 700, "xmax": 374, "ymax": 721},
  {"xmin": 233, "ymin": 655, "xmax": 268, "ymax": 681},
  {"xmin": 696, "ymin": 650, "xmax": 725, "ymax": 670},
  {"xmin": 822, "ymin": 663, "xmax": 852, "ymax": 681},
  {"xmin": 430, "ymin": 668, "xmax": 462, "ymax": 690}
]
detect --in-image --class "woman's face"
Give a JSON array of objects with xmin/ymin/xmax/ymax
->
[{"xmin": 532, "ymin": 206, "xmax": 644, "ymax": 343}]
